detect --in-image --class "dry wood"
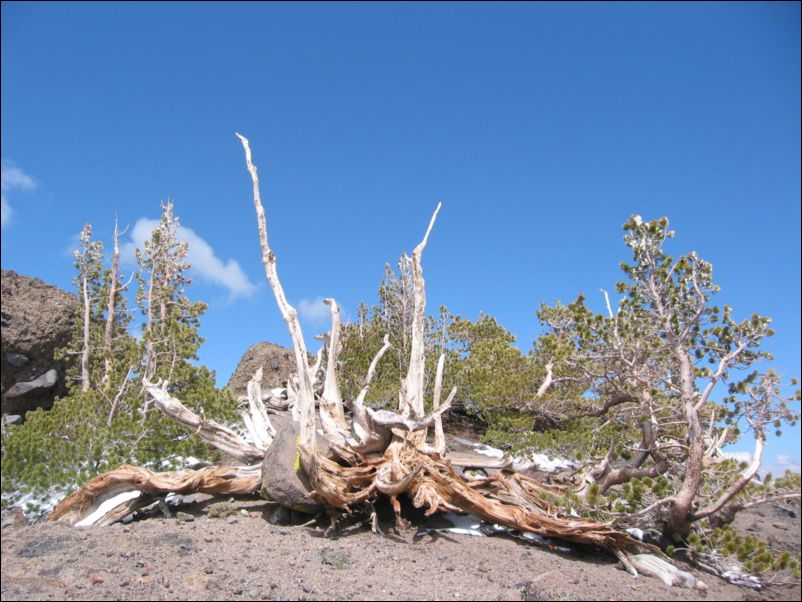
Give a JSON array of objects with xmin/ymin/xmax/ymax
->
[
  {"xmin": 50, "ymin": 464, "xmax": 261, "ymax": 526},
  {"xmin": 321, "ymin": 298, "xmax": 348, "ymax": 430},
  {"xmin": 143, "ymin": 379, "xmax": 265, "ymax": 464},
  {"xmin": 241, "ymin": 367, "xmax": 276, "ymax": 449},
  {"xmin": 236, "ymin": 133, "xmax": 318, "ymax": 460},
  {"xmin": 80, "ymin": 270, "xmax": 91, "ymax": 392},
  {"xmin": 102, "ymin": 217, "xmax": 128, "ymax": 385},
  {"xmin": 402, "ymin": 203, "xmax": 441, "ymax": 421},
  {"xmin": 430, "ymin": 353, "xmax": 446, "ymax": 454}
]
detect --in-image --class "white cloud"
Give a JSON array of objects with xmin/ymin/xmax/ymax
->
[
  {"xmin": 722, "ymin": 450, "xmax": 753, "ymax": 465},
  {"xmin": 774, "ymin": 454, "xmax": 801, "ymax": 474},
  {"xmin": 1, "ymin": 160, "xmax": 36, "ymax": 228},
  {"xmin": 0, "ymin": 196, "xmax": 11, "ymax": 228},
  {"xmin": 298, "ymin": 297, "xmax": 330, "ymax": 325},
  {"xmin": 63, "ymin": 231, "xmax": 82, "ymax": 258},
  {"xmin": 122, "ymin": 217, "xmax": 257, "ymax": 301}
]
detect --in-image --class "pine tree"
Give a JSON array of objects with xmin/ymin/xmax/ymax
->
[
  {"xmin": 136, "ymin": 201, "xmax": 205, "ymax": 385},
  {"xmin": 1, "ymin": 203, "xmax": 236, "ymax": 516},
  {"xmin": 339, "ymin": 257, "xmax": 457, "ymax": 411},
  {"xmin": 533, "ymin": 215, "xmax": 800, "ymax": 537},
  {"xmin": 70, "ymin": 223, "xmax": 105, "ymax": 392}
]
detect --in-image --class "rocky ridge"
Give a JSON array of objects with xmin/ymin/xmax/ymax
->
[
  {"xmin": 226, "ymin": 341, "xmax": 308, "ymax": 400},
  {"xmin": 1, "ymin": 270, "xmax": 79, "ymax": 419}
]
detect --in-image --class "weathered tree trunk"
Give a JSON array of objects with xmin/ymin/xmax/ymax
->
[
  {"xmin": 102, "ymin": 218, "xmax": 122, "ymax": 386},
  {"xmin": 80, "ymin": 274, "xmax": 91, "ymax": 392},
  {"xmin": 50, "ymin": 464, "xmax": 261, "ymax": 526},
  {"xmin": 666, "ymin": 346, "xmax": 704, "ymax": 535}
]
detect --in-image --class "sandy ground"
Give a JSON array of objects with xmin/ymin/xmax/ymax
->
[{"xmin": 2, "ymin": 495, "xmax": 799, "ymax": 602}]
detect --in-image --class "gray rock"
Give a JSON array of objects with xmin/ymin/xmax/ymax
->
[
  {"xmin": 6, "ymin": 353, "xmax": 29, "ymax": 367},
  {"xmin": 4, "ymin": 369, "xmax": 58, "ymax": 399},
  {"xmin": 260, "ymin": 414, "xmax": 323, "ymax": 515},
  {"xmin": 266, "ymin": 505, "xmax": 290, "ymax": 525},
  {"xmin": 318, "ymin": 547, "xmax": 353, "ymax": 569},
  {"xmin": 164, "ymin": 494, "xmax": 185, "ymax": 507},
  {"xmin": 2, "ymin": 414, "xmax": 22, "ymax": 426},
  {"xmin": 175, "ymin": 512, "xmax": 195, "ymax": 522}
]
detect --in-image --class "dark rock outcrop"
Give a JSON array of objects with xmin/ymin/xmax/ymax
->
[
  {"xmin": 227, "ymin": 342, "xmax": 302, "ymax": 399},
  {"xmin": 1, "ymin": 270, "xmax": 80, "ymax": 416}
]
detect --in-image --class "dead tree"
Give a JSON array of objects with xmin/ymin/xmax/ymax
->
[{"xmin": 50, "ymin": 135, "xmax": 671, "ymax": 568}]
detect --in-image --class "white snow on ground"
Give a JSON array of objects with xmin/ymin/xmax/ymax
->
[
  {"xmin": 466, "ymin": 441, "xmax": 576, "ymax": 473},
  {"xmin": 521, "ymin": 531, "xmax": 549, "ymax": 545},
  {"xmin": 415, "ymin": 512, "xmax": 486, "ymax": 537},
  {"xmin": 524, "ymin": 453, "xmax": 575, "ymax": 472},
  {"xmin": 156, "ymin": 455, "xmax": 212, "ymax": 470},
  {"xmin": 705, "ymin": 551, "xmax": 763, "ymax": 589},
  {"xmin": 416, "ymin": 512, "xmax": 573, "ymax": 553},
  {"xmin": 626, "ymin": 527, "xmax": 645, "ymax": 540},
  {"xmin": 438, "ymin": 512, "xmax": 486, "ymax": 536},
  {"xmin": 4, "ymin": 486, "xmax": 72, "ymax": 521},
  {"xmin": 473, "ymin": 444, "xmax": 505, "ymax": 459},
  {"xmin": 75, "ymin": 490, "xmax": 141, "ymax": 527}
]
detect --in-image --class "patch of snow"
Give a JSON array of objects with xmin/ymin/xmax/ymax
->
[
  {"xmin": 157, "ymin": 456, "xmax": 182, "ymax": 470},
  {"xmin": 155, "ymin": 455, "xmax": 211, "ymax": 471},
  {"xmin": 525, "ymin": 453, "xmax": 575, "ymax": 472},
  {"xmin": 4, "ymin": 486, "xmax": 72, "ymax": 521},
  {"xmin": 444, "ymin": 513, "xmax": 484, "ymax": 533},
  {"xmin": 626, "ymin": 527, "xmax": 645, "ymax": 541},
  {"xmin": 473, "ymin": 444, "xmax": 505, "ymax": 459},
  {"xmin": 181, "ymin": 456, "xmax": 212, "ymax": 469},
  {"xmin": 444, "ymin": 527, "xmax": 486, "ymax": 537},
  {"xmin": 451, "ymin": 436, "xmax": 476, "ymax": 447},
  {"xmin": 416, "ymin": 512, "xmax": 487, "ymax": 538},
  {"xmin": 484, "ymin": 523, "xmax": 508, "ymax": 535},
  {"xmin": 521, "ymin": 532, "xmax": 549, "ymax": 545},
  {"xmin": 463, "ymin": 468, "xmax": 488, "ymax": 481},
  {"xmin": 75, "ymin": 490, "xmax": 141, "ymax": 527},
  {"xmin": 706, "ymin": 551, "xmax": 763, "ymax": 590},
  {"xmin": 721, "ymin": 567, "xmax": 762, "ymax": 590}
]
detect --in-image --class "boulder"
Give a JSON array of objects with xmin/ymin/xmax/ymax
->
[
  {"xmin": 1, "ymin": 270, "xmax": 80, "ymax": 416},
  {"xmin": 227, "ymin": 342, "xmax": 304, "ymax": 399},
  {"xmin": 259, "ymin": 412, "xmax": 324, "ymax": 514},
  {"xmin": 4, "ymin": 368, "xmax": 58, "ymax": 398}
]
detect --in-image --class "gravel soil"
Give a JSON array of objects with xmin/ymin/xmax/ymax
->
[{"xmin": 2, "ymin": 497, "xmax": 799, "ymax": 601}]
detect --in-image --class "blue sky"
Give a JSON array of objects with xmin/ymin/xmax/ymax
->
[{"xmin": 2, "ymin": 2, "xmax": 799, "ymax": 472}]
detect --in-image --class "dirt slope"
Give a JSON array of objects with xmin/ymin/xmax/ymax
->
[{"xmin": 2, "ymin": 498, "xmax": 799, "ymax": 601}]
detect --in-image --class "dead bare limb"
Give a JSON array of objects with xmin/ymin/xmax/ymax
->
[
  {"xmin": 236, "ymin": 132, "xmax": 318, "ymax": 460},
  {"xmin": 143, "ymin": 379, "xmax": 265, "ymax": 464},
  {"xmin": 240, "ymin": 367, "xmax": 276, "ymax": 449},
  {"xmin": 49, "ymin": 464, "xmax": 261, "ymax": 526}
]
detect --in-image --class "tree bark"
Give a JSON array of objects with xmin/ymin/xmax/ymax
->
[
  {"xmin": 80, "ymin": 275, "xmax": 91, "ymax": 393},
  {"xmin": 102, "ymin": 218, "xmax": 122, "ymax": 385},
  {"xmin": 666, "ymin": 346, "xmax": 704, "ymax": 535},
  {"xmin": 50, "ymin": 464, "xmax": 261, "ymax": 526}
]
